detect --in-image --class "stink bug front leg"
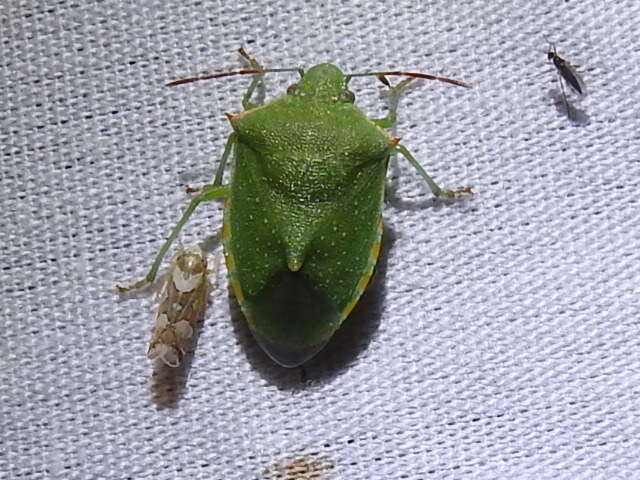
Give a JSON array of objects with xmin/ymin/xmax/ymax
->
[
  {"xmin": 116, "ymin": 184, "xmax": 229, "ymax": 292},
  {"xmin": 237, "ymin": 47, "xmax": 266, "ymax": 110},
  {"xmin": 373, "ymin": 75, "xmax": 471, "ymax": 198},
  {"xmin": 372, "ymin": 75, "xmax": 415, "ymax": 129}
]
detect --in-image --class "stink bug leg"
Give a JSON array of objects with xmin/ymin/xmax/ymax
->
[
  {"xmin": 394, "ymin": 144, "xmax": 472, "ymax": 198},
  {"xmin": 373, "ymin": 75, "xmax": 415, "ymax": 129},
  {"xmin": 237, "ymin": 47, "xmax": 266, "ymax": 110},
  {"xmin": 116, "ymin": 184, "xmax": 229, "ymax": 292},
  {"xmin": 184, "ymin": 133, "xmax": 237, "ymax": 195},
  {"xmin": 373, "ymin": 74, "xmax": 472, "ymax": 198}
]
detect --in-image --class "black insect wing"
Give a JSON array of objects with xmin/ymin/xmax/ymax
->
[{"xmin": 549, "ymin": 48, "xmax": 585, "ymax": 96}]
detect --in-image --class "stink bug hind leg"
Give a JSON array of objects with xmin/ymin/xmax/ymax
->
[{"xmin": 117, "ymin": 132, "xmax": 235, "ymax": 293}]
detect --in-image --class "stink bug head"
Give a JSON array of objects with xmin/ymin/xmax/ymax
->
[{"xmin": 290, "ymin": 63, "xmax": 355, "ymax": 103}]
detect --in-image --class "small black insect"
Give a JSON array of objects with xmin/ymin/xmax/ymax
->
[{"xmin": 547, "ymin": 43, "xmax": 586, "ymax": 119}]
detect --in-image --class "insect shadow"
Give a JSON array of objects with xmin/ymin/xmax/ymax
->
[
  {"xmin": 229, "ymin": 227, "xmax": 396, "ymax": 389},
  {"xmin": 149, "ymin": 339, "xmax": 201, "ymax": 408},
  {"xmin": 548, "ymin": 88, "xmax": 590, "ymax": 125}
]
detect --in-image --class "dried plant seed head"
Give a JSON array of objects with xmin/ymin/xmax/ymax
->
[
  {"xmin": 172, "ymin": 246, "xmax": 206, "ymax": 292},
  {"xmin": 174, "ymin": 320, "xmax": 194, "ymax": 341},
  {"xmin": 147, "ymin": 246, "xmax": 210, "ymax": 367},
  {"xmin": 148, "ymin": 343, "xmax": 180, "ymax": 368}
]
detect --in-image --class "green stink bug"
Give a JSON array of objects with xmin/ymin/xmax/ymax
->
[{"xmin": 118, "ymin": 49, "xmax": 471, "ymax": 367}]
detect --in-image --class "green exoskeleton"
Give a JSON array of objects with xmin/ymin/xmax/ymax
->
[{"xmin": 119, "ymin": 49, "xmax": 471, "ymax": 367}]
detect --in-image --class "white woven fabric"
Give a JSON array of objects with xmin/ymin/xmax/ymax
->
[{"xmin": 3, "ymin": 1, "xmax": 640, "ymax": 478}]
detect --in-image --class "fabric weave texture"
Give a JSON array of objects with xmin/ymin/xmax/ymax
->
[{"xmin": 2, "ymin": 1, "xmax": 639, "ymax": 479}]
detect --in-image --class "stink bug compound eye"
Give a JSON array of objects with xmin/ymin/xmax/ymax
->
[
  {"xmin": 118, "ymin": 49, "xmax": 472, "ymax": 368},
  {"xmin": 147, "ymin": 245, "xmax": 209, "ymax": 367}
]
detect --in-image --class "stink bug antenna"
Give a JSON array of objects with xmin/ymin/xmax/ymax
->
[
  {"xmin": 345, "ymin": 70, "xmax": 472, "ymax": 89},
  {"xmin": 166, "ymin": 67, "xmax": 304, "ymax": 87},
  {"xmin": 167, "ymin": 48, "xmax": 303, "ymax": 87}
]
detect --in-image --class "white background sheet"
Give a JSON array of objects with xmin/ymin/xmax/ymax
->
[{"xmin": 2, "ymin": 1, "xmax": 640, "ymax": 478}]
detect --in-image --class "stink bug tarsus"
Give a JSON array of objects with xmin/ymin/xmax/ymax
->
[
  {"xmin": 146, "ymin": 245, "xmax": 209, "ymax": 367},
  {"xmin": 547, "ymin": 42, "xmax": 586, "ymax": 120},
  {"xmin": 119, "ymin": 49, "xmax": 471, "ymax": 367}
]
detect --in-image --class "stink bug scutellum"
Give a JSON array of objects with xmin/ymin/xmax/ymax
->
[
  {"xmin": 547, "ymin": 42, "xmax": 586, "ymax": 120},
  {"xmin": 118, "ymin": 49, "xmax": 471, "ymax": 367}
]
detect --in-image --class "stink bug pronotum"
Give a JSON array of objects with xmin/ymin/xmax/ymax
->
[{"xmin": 119, "ymin": 49, "xmax": 471, "ymax": 367}]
